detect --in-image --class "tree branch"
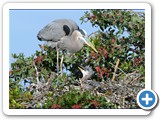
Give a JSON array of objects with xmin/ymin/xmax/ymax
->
[
  {"xmin": 111, "ymin": 59, "xmax": 120, "ymax": 82},
  {"xmin": 88, "ymin": 31, "xmax": 99, "ymax": 37},
  {"xmin": 33, "ymin": 62, "xmax": 40, "ymax": 84}
]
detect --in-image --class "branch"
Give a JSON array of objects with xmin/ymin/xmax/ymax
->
[
  {"xmin": 60, "ymin": 55, "xmax": 64, "ymax": 76},
  {"xmin": 111, "ymin": 59, "xmax": 120, "ymax": 82},
  {"xmin": 33, "ymin": 62, "xmax": 40, "ymax": 84},
  {"xmin": 128, "ymin": 76, "xmax": 144, "ymax": 85},
  {"xmin": 109, "ymin": 62, "xmax": 126, "ymax": 75},
  {"xmin": 88, "ymin": 31, "xmax": 99, "ymax": 37},
  {"xmin": 46, "ymin": 72, "xmax": 55, "ymax": 86}
]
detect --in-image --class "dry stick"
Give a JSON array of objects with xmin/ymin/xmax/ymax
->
[
  {"xmin": 79, "ymin": 78, "xmax": 83, "ymax": 91},
  {"xmin": 122, "ymin": 96, "xmax": 125, "ymax": 108},
  {"xmin": 56, "ymin": 44, "xmax": 59, "ymax": 74},
  {"xmin": 109, "ymin": 62, "xmax": 126, "ymax": 75},
  {"xmin": 125, "ymin": 71, "xmax": 138, "ymax": 84},
  {"xmin": 129, "ymin": 76, "xmax": 145, "ymax": 85},
  {"xmin": 60, "ymin": 55, "xmax": 64, "ymax": 76},
  {"xmin": 46, "ymin": 72, "xmax": 55, "ymax": 85},
  {"xmin": 88, "ymin": 31, "xmax": 99, "ymax": 37},
  {"xmin": 111, "ymin": 59, "xmax": 120, "ymax": 82},
  {"xmin": 33, "ymin": 62, "xmax": 40, "ymax": 84}
]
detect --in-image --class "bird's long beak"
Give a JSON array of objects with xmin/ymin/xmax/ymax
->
[
  {"xmin": 78, "ymin": 67, "xmax": 87, "ymax": 77},
  {"xmin": 79, "ymin": 37, "xmax": 98, "ymax": 53},
  {"xmin": 78, "ymin": 66, "xmax": 84, "ymax": 73}
]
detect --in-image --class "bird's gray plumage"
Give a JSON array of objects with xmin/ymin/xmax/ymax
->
[
  {"xmin": 37, "ymin": 19, "xmax": 91, "ymax": 52},
  {"xmin": 37, "ymin": 19, "xmax": 79, "ymax": 42}
]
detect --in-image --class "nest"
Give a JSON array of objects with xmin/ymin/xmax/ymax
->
[{"xmin": 81, "ymin": 70, "xmax": 144, "ymax": 109}]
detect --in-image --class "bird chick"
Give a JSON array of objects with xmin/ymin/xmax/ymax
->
[{"xmin": 78, "ymin": 66, "xmax": 94, "ymax": 89}]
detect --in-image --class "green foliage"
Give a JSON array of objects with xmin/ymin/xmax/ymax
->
[
  {"xmin": 80, "ymin": 9, "xmax": 145, "ymax": 80},
  {"xmin": 43, "ymin": 90, "xmax": 117, "ymax": 109},
  {"xmin": 9, "ymin": 10, "xmax": 145, "ymax": 109}
]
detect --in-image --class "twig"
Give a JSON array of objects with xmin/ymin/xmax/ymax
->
[
  {"xmin": 26, "ymin": 77, "xmax": 34, "ymax": 81},
  {"xmin": 46, "ymin": 72, "xmax": 55, "ymax": 86},
  {"xmin": 124, "ymin": 71, "xmax": 138, "ymax": 80},
  {"xmin": 109, "ymin": 62, "xmax": 126, "ymax": 75},
  {"xmin": 79, "ymin": 78, "xmax": 83, "ymax": 91},
  {"xmin": 60, "ymin": 55, "xmax": 64, "ymax": 76},
  {"xmin": 111, "ymin": 59, "xmax": 120, "ymax": 82},
  {"xmin": 129, "ymin": 76, "xmax": 144, "ymax": 85},
  {"xmin": 88, "ymin": 31, "xmax": 99, "ymax": 37},
  {"xmin": 122, "ymin": 96, "xmax": 125, "ymax": 108},
  {"xmin": 56, "ymin": 44, "xmax": 59, "ymax": 74},
  {"xmin": 33, "ymin": 62, "xmax": 40, "ymax": 84}
]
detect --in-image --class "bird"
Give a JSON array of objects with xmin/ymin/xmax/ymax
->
[
  {"xmin": 37, "ymin": 19, "xmax": 98, "ymax": 74},
  {"xmin": 78, "ymin": 66, "xmax": 106, "ymax": 92},
  {"xmin": 78, "ymin": 66, "xmax": 94, "ymax": 80},
  {"xmin": 78, "ymin": 66, "xmax": 94, "ymax": 89}
]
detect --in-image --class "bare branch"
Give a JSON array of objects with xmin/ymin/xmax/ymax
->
[
  {"xmin": 33, "ymin": 62, "xmax": 40, "ymax": 84},
  {"xmin": 88, "ymin": 31, "xmax": 99, "ymax": 37},
  {"xmin": 111, "ymin": 59, "xmax": 120, "ymax": 82},
  {"xmin": 109, "ymin": 62, "xmax": 126, "ymax": 75},
  {"xmin": 60, "ymin": 55, "xmax": 64, "ymax": 76}
]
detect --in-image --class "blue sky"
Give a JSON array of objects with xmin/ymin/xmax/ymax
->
[{"xmin": 9, "ymin": 10, "xmax": 98, "ymax": 63}]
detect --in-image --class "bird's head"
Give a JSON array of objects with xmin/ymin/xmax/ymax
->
[
  {"xmin": 78, "ymin": 66, "xmax": 94, "ymax": 79},
  {"xmin": 78, "ymin": 29, "xmax": 98, "ymax": 53}
]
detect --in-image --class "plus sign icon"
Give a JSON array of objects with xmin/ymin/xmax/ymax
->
[{"xmin": 137, "ymin": 89, "xmax": 158, "ymax": 110}]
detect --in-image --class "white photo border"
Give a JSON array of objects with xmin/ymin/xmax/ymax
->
[{"xmin": 3, "ymin": 2, "xmax": 151, "ymax": 115}]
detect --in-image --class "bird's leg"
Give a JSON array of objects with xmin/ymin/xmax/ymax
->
[
  {"xmin": 56, "ymin": 44, "xmax": 59, "ymax": 75},
  {"xmin": 60, "ymin": 52, "xmax": 64, "ymax": 76}
]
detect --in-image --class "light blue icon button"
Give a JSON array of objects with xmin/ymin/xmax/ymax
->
[{"xmin": 137, "ymin": 89, "xmax": 158, "ymax": 110}]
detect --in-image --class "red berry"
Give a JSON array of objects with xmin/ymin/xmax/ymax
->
[
  {"xmin": 72, "ymin": 104, "xmax": 81, "ymax": 109},
  {"xmin": 50, "ymin": 104, "xmax": 61, "ymax": 109},
  {"xmin": 95, "ymin": 66, "xmax": 101, "ymax": 72}
]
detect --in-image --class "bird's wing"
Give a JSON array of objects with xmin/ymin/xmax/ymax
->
[
  {"xmin": 37, "ymin": 19, "xmax": 79, "ymax": 42},
  {"xmin": 54, "ymin": 19, "xmax": 79, "ymax": 35},
  {"xmin": 38, "ymin": 21, "xmax": 65, "ymax": 42}
]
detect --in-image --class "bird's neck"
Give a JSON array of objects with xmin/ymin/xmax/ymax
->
[{"xmin": 69, "ymin": 35, "xmax": 83, "ymax": 53}]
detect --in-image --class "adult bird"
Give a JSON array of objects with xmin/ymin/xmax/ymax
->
[{"xmin": 37, "ymin": 19, "xmax": 97, "ymax": 74}]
